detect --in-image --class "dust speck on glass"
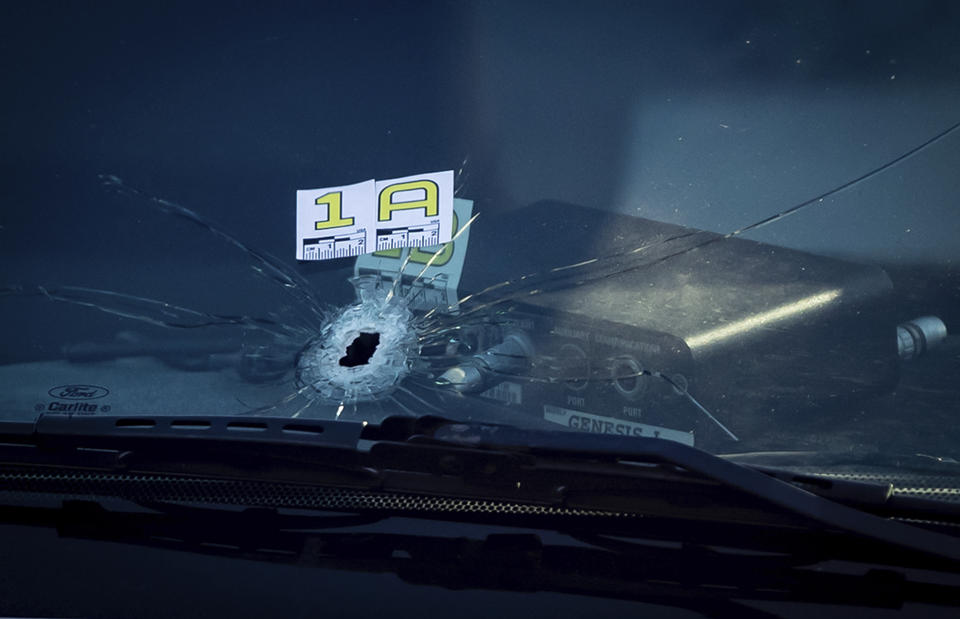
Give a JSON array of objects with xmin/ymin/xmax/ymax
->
[{"xmin": 2, "ymin": 1, "xmax": 960, "ymax": 479}]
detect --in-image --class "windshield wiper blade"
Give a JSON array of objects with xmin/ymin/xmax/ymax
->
[
  {"xmin": 416, "ymin": 417, "xmax": 960, "ymax": 560},
  {"xmin": 4, "ymin": 499, "xmax": 960, "ymax": 615},
  {"xmin": 2, "ymin": 413, "xmax": 960, "ymax": 565}
]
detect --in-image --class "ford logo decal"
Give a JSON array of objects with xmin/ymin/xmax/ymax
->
[{"xmin": 48, "ymin": 384, "xmax": 110, "ymax": 400}]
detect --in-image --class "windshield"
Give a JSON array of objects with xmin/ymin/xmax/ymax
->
[{"xmin": 3, "ymin": 2, "xmax": 960, "ymax": 487}]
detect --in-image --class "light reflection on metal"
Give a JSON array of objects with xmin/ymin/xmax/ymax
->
[
  {"xmin": 436, "ymin": 332, "xmax": 534, "ymax": 393},
  {"xmin": 685, "ymin": 289, "xmax": 842, "ymax": 350},
  {"xmin": 897, "ymin": 315, "xmax": 948, "ymax": 361}
]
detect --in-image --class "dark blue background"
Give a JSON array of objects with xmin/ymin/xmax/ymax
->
[{"xmin": 3, "ymin": 1, "xmax": 958, "ymax": 272}]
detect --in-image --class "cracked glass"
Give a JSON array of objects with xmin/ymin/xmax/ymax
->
[{"xmin": 2, "ymin": 1, "xmax": 960, "ymax": 487}]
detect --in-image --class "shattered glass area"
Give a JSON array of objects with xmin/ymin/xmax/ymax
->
[
  {"xmin": 296, "ymin": 275, "xmax": 417, "ymax": 406},
  {"xmin": 3, "ymin": 118, "xmax": 960, "ymax": 465}
]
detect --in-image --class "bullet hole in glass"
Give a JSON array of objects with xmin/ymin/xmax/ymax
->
[{"xmin": 339, "ymin": 332, "xmax": 381, "ymax": 367}]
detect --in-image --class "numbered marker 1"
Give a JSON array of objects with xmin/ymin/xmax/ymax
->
[{"xmin": 296, "ymin": 179, "xmax": 375, "ymax": 261}]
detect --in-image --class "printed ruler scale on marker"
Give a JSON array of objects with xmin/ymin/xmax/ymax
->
[
  {"xmin": 376, "ymin": 221, "xmax": 441, "ymax": 251},
  {"xmin": 296, "ymin": 170, "xmax": 454, "ymax": 261},
  {"xmin": 303, "ymin": 229, "xmax": 367, "ymax": 260}
]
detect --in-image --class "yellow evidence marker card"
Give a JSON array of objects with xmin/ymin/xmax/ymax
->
[{"xmin": 296, "ymin": 170, "xmax": 454, "ymax": 261}]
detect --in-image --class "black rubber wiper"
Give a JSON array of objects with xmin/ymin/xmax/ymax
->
[
  {"xmin": 4, "ymin": 500, "xmax": 960, "ymax": 614},
  {"xmin": 2, "ymin": 413, "xmax": 960, "ymax": 566}
]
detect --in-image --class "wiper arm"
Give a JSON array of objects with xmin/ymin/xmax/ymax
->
[
  {"xmin": 417, "ymin": 418, "xmax": 960, "ymax": 546},
  {"xmin": 2, "ymin": 413, "xmax": 960, "ymax": 565}
]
